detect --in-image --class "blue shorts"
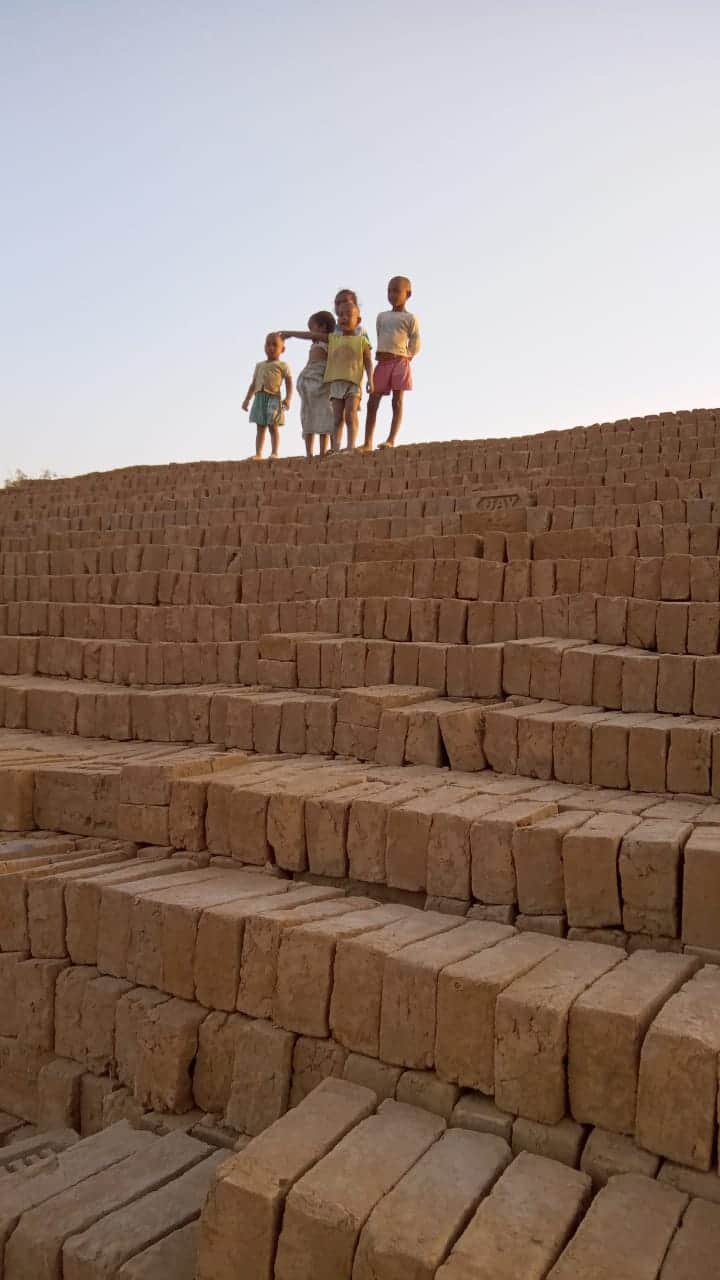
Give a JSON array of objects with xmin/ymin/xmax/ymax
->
[{"xmin": 250, "ymin": 392, "xmax": 284, "ymax": 427}]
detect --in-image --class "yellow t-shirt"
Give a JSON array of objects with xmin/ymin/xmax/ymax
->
[
  {"xmin": 253, "ymin": 360, "xmax": 290, "ymax": 396},
  {"xmin": 324, "ymin": 333, "xmax": 370, "ymax": 387}
]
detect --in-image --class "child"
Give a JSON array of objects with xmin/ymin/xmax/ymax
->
[
  {"xmin": 241, "ymin": 333, "xmax": 293, "ymax": 460},
  {"xmin": 362, "ymin": 276, "xmax": 420, "ymax": 451},
  {"xmin": 325, "ymin": 293, "xmax": 374, "ymax": 451},
  {"xmin": 279, "ymin": 311, "xmax": 335, "ymax": 457}
]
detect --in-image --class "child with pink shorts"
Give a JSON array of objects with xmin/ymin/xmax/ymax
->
[{"xmin": 361, "ymin": 276, "xmax": 421, "ymax": 451}]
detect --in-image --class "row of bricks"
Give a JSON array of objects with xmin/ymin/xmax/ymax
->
[
  {"xmin": 200, "ymin": 1078, "xmax": 718, "ymax": 1280},
  {"xmin": 0, "ymin": 533, "xmax": 485, "ymax": 578},
  {"xmin": 5, "ymin": 852, "xmax": 720, "ymax": 1170},
  {"xmin": 3, "ymin": 551, "xmax": 720, "ymax": 608},
  {"xmin": 6, "ymin": 512, "xmax": 720, "ymax": 570},
  {"xmin": 9, "ymin": 519, "xmax": 720, "ymax": 579},
  {"xmin": 8, "ymin": 750, "xmax": 720, "ymax": 945},
  {"xmin": 4, "ymin": 590, "xmax": 720, "ymax": 658},
  {"xmin": 1, "ymin": 471, "xmax": 716, "ymax": 532}
]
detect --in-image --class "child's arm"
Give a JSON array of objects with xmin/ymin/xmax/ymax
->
[
  {"xmin": 363, "ymin": 343, "xmax": 374, "ymax": 394},
  {"xmin": 241, "ymin": 369, "xmax": 257, "ymax": 412},
  {"xmin": 408, "ymin": 316, "xmax": 421, "ymax": 359},
  {"xmin": 278, "ymin": 330, "xmax": 314, "ymax": 341},
  {"xmin": 282, "ymin": 370, "xmax": 293, "ymax": 411}
]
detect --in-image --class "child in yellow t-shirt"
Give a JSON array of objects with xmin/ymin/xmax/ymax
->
[
  {"xmin": 324, "ymin": 293, "xmax": 373, "ymax": 451},
  {"xmin": 241, "ymin": 333, "xmax": 293, "ymax": 460}
]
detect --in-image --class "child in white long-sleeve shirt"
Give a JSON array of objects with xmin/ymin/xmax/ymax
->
[{"xmin": 361, "ymin": 276, "xmax": 420, "ymax": 451}]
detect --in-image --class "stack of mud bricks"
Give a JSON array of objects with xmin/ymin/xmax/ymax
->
[{"xmin": 2, "ymin": 408, "xmax": 720, "ymax": 1276}]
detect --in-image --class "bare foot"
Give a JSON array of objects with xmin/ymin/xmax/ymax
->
[{"xmin": 378, "ymin": 440, "xmax": 394, "ymax": 449}]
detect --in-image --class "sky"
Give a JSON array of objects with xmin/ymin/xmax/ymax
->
[{"xmin": 2, "ymin": 0, "xmax": 719, "ymax": 479}]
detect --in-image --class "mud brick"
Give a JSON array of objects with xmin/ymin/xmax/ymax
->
[
  {"xmin": 667, "ymin": 718, "xmax": 714, "ymax": 794},
  {"xmin": 268, "ymin": 769, "xmax": 365, "ymax": 872},
  {"xmin": 37, "ymin": 1057, "xmax": 85, "ymax": 1131},
  {"xmin": 115, "ymin": 987, "xmax": 170, "ymax": 1089},
  {"xmin": 619, "ymin": 819, "xmax": 690, "ymax": 937},
  {"xmin": 436, "ymin": 932, "xmax": 559, "ymax": 1092},
  {"xmin": 347, "ymin": 783, "xmax": 423, "ymax": 883},
  {"xmin": 16, "ymin": 957, "xmax": 68, "ymax": 1051},
  {"xmin": 197, "ymin": 1079, "xmax": 375, "ymax": 1280},
  {"xmin": 379, "ymin": 921, "xmax": 512, "ymax": 1069},
  {"xmin": 482, "ymin": 703, "xmax": 539, "ymax": 774},
  {"xmin": 471, "ymin": 800, "xmax": 558, "ymax": 905},
  {"xmin": 384, "ymin": 595, "xmax": 411, "ymax": 640},
  {"xmin": 580, "ymin": 1127, "xmax": 660, "ymax": 1189},
  {"xmin": 236, "ymin": 897, "xmax": 366, "ymax": 1020},
  {"xmin": 66, "ymin": 858, "xmax": 181, "ymax": 966},
  {"xmin": 289, "ymin": 1037, "xmax": 348, "ymax": 1107},
  {"xmin": 513, "ymin": 811, "xmax": 594, "ymax": 916},
  {"xmin": 97, "ymin": 868, "xmax": 215, "ymax": 980},
  {"xmin": 693, "ymin": 655, "xmax": 720, "ymax": 715},
  {"xmin": 596, "ymin": 594, "xmax": 628, "ymax": 644},
  {"xmin": 275, "ymin": 905, "xmax": 407, "ymax": 1038},
  {"xmin": 134, "ymin": 996, "xmax": 207, "ymax": 1113},
  {"xmin": 363, "ymin": 597, "xmax": 386, "ymax": 639},
  {"xmin": 330, "ymin": 912, "xmax": 460, "ymax": 1057},
  {"xmin": 529, "ymin": 640, "xmax": 581, "ymax": 701},
  {"xmin": 569, "ymin": 950, "xmax": 698, "ymax": 1134},
  {"xmin": 621, "ymin": 651, "xmax": 659, "ymax": 711},
  {"xmin": 437, "ymin": 703, "xmax": 486, "ymax": 772},
  {"xmin": 275, "ymin": 1101, "xmax": 445, "ymax": 1280},
  {"xmin": 501, "ymin": 638, "xmax": 536, "ymax": 696},
  {"xmin": 562, "ymin": 814, "xmax": 639, "ymax": 928},
  {"xmin": 634, "ymin": 557, "xmax": 663, "ymax": 599},
  {"xmin": 391, "ymin": 641, "xmax": 419, "ymax": 684},
  {"xmin": 0, "ymin": 766, "xmax": 35, "ymax": 829},
  {"xmin": 657, "ymin": 654, "xmax": 695, "ymax": 713},
  {"xmin": 384, "ymin": 786, "xmax": 458, "ymax": 893},
  {"xmin": 529, "ymin": 705, "xmax": 593, "ymax": 783},
  {"xmin": 494, "ymin": 940, "xmax": 622, "ymax": 1123},
  {"xmin": 661, "ymin": 554, "xmax": 691, "ymax": 601},
  {"xmin": 549, "ymin": 1174, "xmax": 687, "ymax": 1280},
  {"xmin": 688, "ymin": 604, "xmax": 720, "ymax": 656},
  {"xmin": 410, "ymin": 598, "xmax": 440, "ymax": 643},
  {"xmin": 681, "ymin": 827, "xmax": 720, "ymax": 948},
  {"xmin": 427, "ymin": 793, "xmax": 507, "ymax": 906},
  {"xmin": 193, "ymin": 1010, "xmax": 247, "ymax": 1114},
  {"xmin": 511, "ymin": 1116, "xmax": 586, "ymax": 1167},
  {"xmin": 364, "ymin": 639, "xmax": 393, "ymax": 685},
  {"xmin": 417, "ymin": 642, "xmax": 448, "ymax": 691},
  {"xmin": 656, "ymin": 602, "xmax": 689, "ymax": 654},
  {"xmin": 591, "ymin": 712, "xmax": 655, "ymax": 789},
  {"xmin": 355, "ymin": 1129, "xmax": 511, "ymax": 1280},
  {"xmin": 438, "ymin": 599, "xmax": 468, "ymax": 644},
  {"xmin": 466, "ymin": 601, "xmax": 494, "ymax": 644},
  {"xmin": 225, "ymin": 1017, "xmax": 295, "ymax": 1136},
  {"xmin": 305, "ymin": 782, "xmax": 385, "ymax": 878},
  {"xmin": 438, "ymin": 1151, "xmax": 590, "ymax": 1280},
  {"xmin": 450, "ymin": 1093, "xmax": 513, "ymax": 1141},
  {"xmin": 659, "ymin": 1199, "xmax": 720, "ymax": 1279},
  {"xmin": 636, "ymin": 966, "xmax": 720, "ymax": 1169},
  {"xmin": 0, "ymin": 952, "xmax": 25, "ymax": 1037},
  {"xmin": 628, "ymin": 718, "xmax": 670, "ymax": 792},
  {"xmin": 0, "ymin": 1036, "xmax": 53, "ymax": 1121}
]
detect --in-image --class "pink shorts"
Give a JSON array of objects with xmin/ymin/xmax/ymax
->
[{"xmin": 373, "ymin": 356, "xmax": 413, "ymax": 396}]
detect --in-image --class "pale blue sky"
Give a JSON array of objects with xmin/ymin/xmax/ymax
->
[{"xmin": 2, "ymin": 1, "xmax": 719, "ymax": 477}]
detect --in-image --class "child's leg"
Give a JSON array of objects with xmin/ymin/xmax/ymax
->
[
  {"xmin": 319, "ymin": 434, "xmax": 330, "ymax": 457},
  {"xmin": 362, "ymin": 392, "xmax": 382, "ymax": 450},
  {"xmin": 253, "ymin": 426, "xmax": 267, "ymax": 458},
  {"xmin": 269, "ymin": 424, "xmax": 280, "ymax": 458},
  {"xmin": 345, "ymin": 396, "xmax": 360, "ymax": 450},
  {"xmin": 385, "ymin": 391, "xmax": 405, "ymax": 445},
  {"xmin": 305, "ymin": 435, "xmax": 315, "ymax": 459},
  {"xmin": 331, "ymin": 399, "xmax": 344, "ymax": 451}
]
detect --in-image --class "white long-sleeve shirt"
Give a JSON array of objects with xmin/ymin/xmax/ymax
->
[{"xmin": 376, "ymin": 309, "xmax": 421, "ymax": 358}]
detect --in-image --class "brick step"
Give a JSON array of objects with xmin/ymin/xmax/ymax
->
[
  {"xmin": 0, "ymin": 531, "xmax": 485, "ymax": 576},
  {"xmin": 0, "ymin": 1119, "xmax": 220, "ymax": 1279},
  {"xmin": 6, "ymin": 499, "xmax": 720, "ymax": 559},
  {"xmin": 483, "ymin": 698, "xmax": 720, "ymax": 796},
  {"xmin": 3, "ymin": 549, "xmax": 720, "ymax": 611},
  {"xmin": 3, "ymin": 852, "xmax": 720, "ymax": 1169},
  {"xmin": 199, "ymin": 1079, "xmax": 720, "ymax": 1280},
  {"xmin": 4, "ymin": 756, "xmax": 720, "ymax": 949},
  {"xmin": 4, "ymin": 594, "xmax": 720, "ymax": 663}
]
